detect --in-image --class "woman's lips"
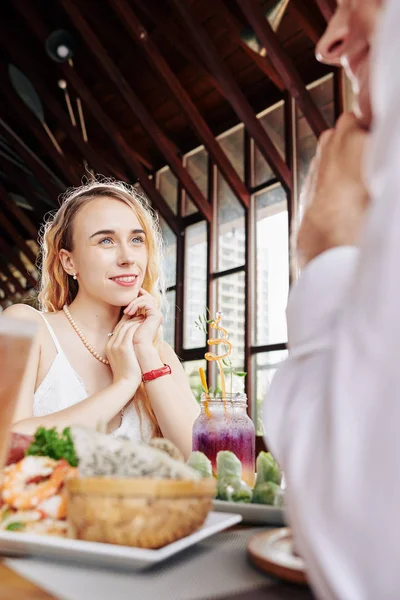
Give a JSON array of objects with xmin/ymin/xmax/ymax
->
[{"xmin": 110, "ymin": 275, "xmax": 138, "ymax": 287}]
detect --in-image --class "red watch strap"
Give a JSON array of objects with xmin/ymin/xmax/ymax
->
[{"xmin": 142, "ymin": 364, "xmax": 172, "ymax": 383}]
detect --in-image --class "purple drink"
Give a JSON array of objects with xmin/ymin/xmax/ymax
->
[{"xmin": 192, "ymin": 393, "xmax": 255, "ymax": 487}]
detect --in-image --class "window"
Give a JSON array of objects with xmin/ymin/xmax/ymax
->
[
  {"xmin": 153, "ymin": 74, "xmax": 338, "ymax": 442},
  {"xmin": 157, "ymin": 167, "xmax": 178, "ymax": 214},
  {"xmin": 254, "ymin": 350, "xmax": 288, "ymax": 435},
  {"xmin": 253, "ymin": 101, "xmax": 285, "ymax": 188},
  {"xmin": 255, "ymin": 185, "xmax": 289, "ymax": 346},
  {"xmin": 184, "ymin": 221, "xmax": 207, "ymax": 349}
]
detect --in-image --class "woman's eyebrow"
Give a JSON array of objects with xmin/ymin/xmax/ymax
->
[{"xmin": 89, "ymin": 228, "xmax": 146, "ymax": 239}]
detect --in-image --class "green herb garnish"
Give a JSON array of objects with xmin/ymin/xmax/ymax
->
[
  {"xmin": 26, "ymin": 427, "xmax": 78, "ymax": 467},
  {"xmin": 6, "ymin": 521, "xmax": 25, "ymax": 531}
]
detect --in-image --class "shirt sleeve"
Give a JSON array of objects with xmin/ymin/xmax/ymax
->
[{"xmin": 263, "ymin": 2, "xmax": 400, "ymax": 598}]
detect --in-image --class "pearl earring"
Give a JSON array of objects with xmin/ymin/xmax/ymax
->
[{"xmin": 72, "ymin": 273, "xmax": 77, "ymax": 280}]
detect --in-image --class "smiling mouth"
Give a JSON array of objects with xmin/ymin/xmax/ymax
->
[{"xmin": 110, "ymin": 275, "xmax": 138, "ymax": 286}]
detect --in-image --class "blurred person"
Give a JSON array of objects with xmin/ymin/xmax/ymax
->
[
  {"xmin": 4, "ymin": 181, "xmax": 199, "ymax": 458},
  {"xmin": 263, "ymin": 0, "xmax": 400, "ymax": 598}
]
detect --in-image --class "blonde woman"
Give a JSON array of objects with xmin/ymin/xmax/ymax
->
[{"xmin": 4, "ymin": 181, "xmax": 199, "ymax": 458}]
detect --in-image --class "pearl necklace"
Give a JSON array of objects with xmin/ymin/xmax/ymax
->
[{"xmin": 63, "ymin": 304, "xmax": 110, "ymax": 365}]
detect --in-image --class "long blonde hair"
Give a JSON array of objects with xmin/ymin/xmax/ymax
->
[{"xmin": 38, "ymin": 179, "xmax": 165, "ymax": 436}]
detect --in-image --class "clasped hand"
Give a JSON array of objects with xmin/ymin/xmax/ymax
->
[{"xmin": 296, "ymin": 112, "xmax": 370, "ymax": 270}]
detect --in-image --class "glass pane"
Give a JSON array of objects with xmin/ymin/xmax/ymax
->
[
  {"xmin": 297, "ymin": 75, "xmax": 335, "ymax": 191},
  {"xmin": 254, "ymin": 350, "xmax": 288, "ymax": 435},
  {"xmin": 254, "ymin": 102, "xmax": 285, "ymax": 187},
  {"xmin": 217, "ymin": 174, "xmax": 245, "ymax": 272},
  {"xmin": 163, "ymin": 290, "xmax": 176, "ymax": 348},
  {"xmin": 255, "ymin": 185, "xmax": 289, "ymax": 346},
  {"xmin": 215, "ymin": 271, "xmax": 245, "ymax": 374},
  {"xmin": 159, "ymin": 216, "xmax": 176, "ymax": 288},
  {"xmin": 183, "ymin": 359, "xmax": 207, "ymax": 403},
  {"xmin": 218, "ymin": 126, "xmax": 244, "ymax": 181},
  {"xmin": 184, "ymin": 148, "xmax": 208, "ymax": 216},
  {"xmin": 184, "ymin": 221, "xmax": 208, "ymax": 349},
  {"xmin": 157, "ymin": 167, "xmax": 178, "ymax": 214}
]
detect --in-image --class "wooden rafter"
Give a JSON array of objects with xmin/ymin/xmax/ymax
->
[
  {"xmin": 170, "ymin": 0, "xmax": 291, "ymax": 192},
  {"xmin": 0, "ymin": 27, "xmax": 116, "ymax": 180},
  {"xmin": 237, "ymin": 0, "xmax": 329, "ymax": 139},
  {"xmin": 109, "ymin": 0, "xmax": 250, "ymax": 210},
  {"xmin": 0, "ymin": 123, "xmax": 63, "ymax": 205},
  {"xmin": 13, "ymin": 0, "xmax": 181, "ymax": 236},
  {"xmin": 0, "ymin": 182, "xmax": 38, "ymax": 240},
  {"xmin": 212, "ymin": 0, "xmax": 284, "ymax": 91},
  {"xmin": 291, "ymin": 0, "xmax": 326, "ymax": 44},
  {"xmin": 314, "ymin": 0, "xmax": 336, "ymax": 22},
  {"xmin": 0, "ymin": 159, "xmax": 47, "ymax": 223},
  {"xmin": 0, "ymin": 64, "xmax": 81, "ymax": 186},
  {"xmin": 0, "ymin": 237, "xmax": 37, "ymax": 288},
  {"xmin": 0, "ymin": 211, "xmax": 37, "ymax": 266},
  {"xmin": 132, "ymin": 0, "xmax": 227, "ymax": 97},
  {"xmin": 60, "ymin": 0, "xmax": 212, "ymax": 222},
  {"xmin": 0, "ymin": 256, "xmax": 26, "ymax": 295}
]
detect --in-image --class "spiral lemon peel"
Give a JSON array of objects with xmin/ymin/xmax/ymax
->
[{"xmin": 200, "ymin": 313, "xmax": 233, "ymax": 412}]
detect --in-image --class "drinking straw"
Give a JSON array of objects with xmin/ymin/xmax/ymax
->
[
  {"xmin": 204, "ymin": 313, "xmax": 233, "ymax": 411},
  {"xmin": 199, "ymin": 367, "xmax": 212, "ymax": 418}
]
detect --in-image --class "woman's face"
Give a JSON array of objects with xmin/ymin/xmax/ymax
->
[
  {"xmin": 316, "ymin": 0, "xmax": 384, "ymax": 128},
  {"xmin": 61, "ymin": 196, "xmax": 149, "ymax": 307}
]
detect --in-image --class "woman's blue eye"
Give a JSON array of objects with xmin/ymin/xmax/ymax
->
[
  {"xmin": 99, "ymin": 237, "xmax": 113, "ymax": 245},
  {"xmin": 131, "ymin": 236, "xmax": 145, "ymax": 244}
]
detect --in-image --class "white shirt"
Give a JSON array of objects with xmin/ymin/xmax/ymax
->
[{"xmin": 263, "ymin": 1, "xmax": 400, "ymax": 598}]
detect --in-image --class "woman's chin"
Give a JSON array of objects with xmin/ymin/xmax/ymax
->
[{"xmin": 354, "ymin": 87, "xmax": 373, "ymax": 130}]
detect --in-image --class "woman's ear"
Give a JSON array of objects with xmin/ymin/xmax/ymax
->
[{"xmin": 59, "ymin": 249, "xmax": 76, "ymax": 277}]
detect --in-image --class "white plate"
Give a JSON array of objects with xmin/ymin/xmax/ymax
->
[
  {"xmin": 213, "ymin": 500, "xmax": 285, "ymax": 526},
  {"xmin": 0, "ymin": 511, "xmax": 242, "ymax": 570}
]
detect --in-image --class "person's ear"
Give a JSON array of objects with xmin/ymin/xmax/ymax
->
[{"xmin": 59, "ymin": 249, "xmax": 77, "ymax": 278}]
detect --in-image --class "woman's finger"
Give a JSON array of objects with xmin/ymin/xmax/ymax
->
[
  {"xmin": 124, "ymin": 298, "xmax": 157, "ymax": 317},
  {"xmin": 108, "ymin": 316, "xmax": 144, "ymax": 348}
]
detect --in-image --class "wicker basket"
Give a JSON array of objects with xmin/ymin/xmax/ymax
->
[{"xmin": 66, "ymin": 477, "xmax": 216, "ymax": 549}]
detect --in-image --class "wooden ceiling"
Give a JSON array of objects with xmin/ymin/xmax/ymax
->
[{"xmin": 0, "ymin": 0, "xmax": 337, "ymax": 306}]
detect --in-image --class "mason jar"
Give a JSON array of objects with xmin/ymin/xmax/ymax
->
[{"xmin": 192, "ymin": 392, "xmax": 255, "ymax": 487}]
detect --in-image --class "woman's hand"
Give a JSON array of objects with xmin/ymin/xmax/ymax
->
[
  {"xmin": 123, "ymin": 288, "xmax": 162, "ymax": 349},
  {"xmin": 106, "ymin": 314, "xmax": 144, "ymax": 395},
  {"xmin": 296, "ymin": 112, "xmax": 370, "ymax": 269}
]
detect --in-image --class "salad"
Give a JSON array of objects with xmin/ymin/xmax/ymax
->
[{"xmin": 188, "ymin": 449, "xmax": 283, "ymax": 506}]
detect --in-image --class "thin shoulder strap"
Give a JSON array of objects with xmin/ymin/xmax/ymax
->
[{"xmin": 38, "ymin": 312, "xmax": 63, "ymax": 355}]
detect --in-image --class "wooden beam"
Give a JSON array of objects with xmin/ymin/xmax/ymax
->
[
  {"xmin": 0, "ymin": 257, "xmax": 26, "ymax": 295},
  {"xmin": 0, "ymin": 277, "xmax": 10, "ymax": 298},
  {"xmin": 0, "ymin": 237, "xmax": 37, "ymax": 288},
  {"xmin": 0, "ymin": 123, "xmax": 63, "ymax": 205},
  {"xmin": 0, "ymin": 211, "xmax": 38, "ymax": 266},
  {"xmin": 0, "ymin": 27, "xmax": 115, "ymax": 180},
  {"xmin": 13, "ymin": 0, "xmax": 182, "ymax": 236},
  {"xmin": 290, "ymin": 0, "xmax": 326, "ymax": 44},
  {"xmin": 0, "ymin": 63, "xmax": 81, "ymax": 186},
  {"xmin": 109, "ymin": 0, "xmax": 250, "ymax": 210},
  {"xmin": 314, "ymin": 0, "xmax": 336, "ymax": 22},
  {"xmin": 237, "ymin": 0, "xmax": 329, "ymax": 138},
  {"xmin": 0, "ymin": 182, "xmax": 39, "ymax": 240},
  {"xmin": 212, "ymin": 0, "xmax": 284, "ymax": 91},
  {"xmin": 170, "ymin": 0, "xmax": 292, "ymax": 192},
  {"xmin": 0, "ymin": 158, "xmax": 47, "ymax": 223},
  {"xmin": 60, "ymin": 0, "xmax": 212, "ymax": 222},
  {"xmin": 132, "ymin": 0, "xmax": 227, "ymax": 96}
]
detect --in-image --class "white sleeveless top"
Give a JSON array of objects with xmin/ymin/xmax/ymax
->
[{"xmin": 33, "ymin": 311, "xmax": 152, "ymax": 442}]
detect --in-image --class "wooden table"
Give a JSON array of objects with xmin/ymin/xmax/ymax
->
[{"xmin": 0, "ymin": 562, "xmax": 315, "ymax": 600}]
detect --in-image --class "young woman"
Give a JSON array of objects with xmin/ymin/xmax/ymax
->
[{"xmin": 4, "ymin": 180, "xmax": 199, "ymax": 458}]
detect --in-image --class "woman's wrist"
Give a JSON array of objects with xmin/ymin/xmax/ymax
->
[
  {"xmin": 112, "ymin": 376, "xmax": 140, "ymax": 400},
  {"xmin": 135, "ymin": 345, "xmax": 164, "ymax": 373}
]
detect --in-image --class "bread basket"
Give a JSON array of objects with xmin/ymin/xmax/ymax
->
[{"xmin": 66, "ymin": 477, "xmax": 216, "ymax": 548}]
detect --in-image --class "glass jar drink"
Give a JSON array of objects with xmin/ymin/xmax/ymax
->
[{"xmin": 192, "ymin": 392, "xmax": 255, "ymax": 487}]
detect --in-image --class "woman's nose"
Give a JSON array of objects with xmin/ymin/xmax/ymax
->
[
  {"xmin": 316, "ymin": 9, "xmax": 349, "ymax": 66},
  {"xmin": 117, "ymin": 246, "xmax": 136, "ymax": 266}
]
